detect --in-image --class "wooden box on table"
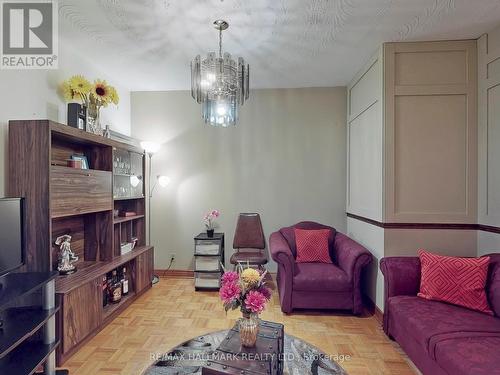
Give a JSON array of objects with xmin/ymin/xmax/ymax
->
[{"xmin": 203, "ymin": 320, "xmax": 284, "ymax": 375}]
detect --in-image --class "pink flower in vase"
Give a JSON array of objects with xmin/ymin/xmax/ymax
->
[
  {"xmin": 221, "ymin": 271, "xmax": 239, "ymax": 285},
  {"xmin": 244, "ymin": 290, "xmax": 267, "ymax": 314},
  {"xmin": 257, "ymin": 286, "xmax": 272, "ymax": 301},
  {"xmin": 219, "ymin": 282, "xmax": 241, "ymax": 303},
  {"xmin": 211, "ymin": 209, "xmax": 220, "ymax": 218}
]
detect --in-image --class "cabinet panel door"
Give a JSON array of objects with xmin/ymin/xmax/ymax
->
[
  {"xmin": 51, "ymin": 166, "xmax": 112, "ymax": 218},
  {"xmin": 62, "ymin": 277, "xmax": 102, "ymax": 353},
  {"xmin": 136, "ymin": 248, "xmax": 154, "ymax": 293}
]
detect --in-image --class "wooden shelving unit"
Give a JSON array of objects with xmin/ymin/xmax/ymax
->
[{"xmin": 8, "ymin": 120, "xmax": 155, "ymax": 366}]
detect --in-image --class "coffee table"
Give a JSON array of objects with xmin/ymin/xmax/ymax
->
[{"xmin": 143, "ymin": 330, "xmax": 347, "ymax": 375}]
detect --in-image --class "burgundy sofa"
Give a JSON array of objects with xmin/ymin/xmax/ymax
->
[
  {"xmin": 380, "ymin": 254, "xmax": 500, "ymax": 375},
  {"xmin": 269, "ymin": 221, "xmax": 372, "ymax": 314}
]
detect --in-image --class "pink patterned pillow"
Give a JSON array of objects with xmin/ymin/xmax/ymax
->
[
  {"xmin": 294, "ymin": 228, "xmax": 332, "ymax": 264},
  {"xmin": 418, "ymin": 250, "xmax": 493, "ymax": 315}
]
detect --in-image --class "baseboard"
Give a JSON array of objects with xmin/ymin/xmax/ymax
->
[
  {"xmin": 154, "ymin": 270, "xmax": 276, "ymax": 279},
  {"xmin": 374, "ymin": 305, "xmax": 383, "ymax": 325},
  {"xmin": 155, "ymin": 269, "xmax": 194, "ymax": 278},
  {"xmin": 364, "ymin": 294, "xmax": 383, "ymax": 325}
]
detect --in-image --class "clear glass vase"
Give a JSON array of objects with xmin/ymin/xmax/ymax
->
[
  {"xmin": 86, "ymin": 104, "xmax": 103, "ymax": 135},
  {"xmin": 239, "ymin": 312, "xmax": 259, "ymax": 347}
]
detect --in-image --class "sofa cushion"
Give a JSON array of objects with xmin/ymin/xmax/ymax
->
[
  {"xmin": 279, "ymin": 222, "xmax": 336, "ymax": 261},
  {"xmin": 418, "ymin": 250, "xmax": 493, "ymax": 315},
  {"xmin": 434, "ymin": 336, "xmax": 500, "ymax": 375},
  {"xmin": 388, "ymin": 296, "xmax": 500, "ymax": 355},
  {"xmin": 293, "ymin": 263, "xmax": 351, "ymax": 292},
  {"xmin": 295, "ymin": 228, "xmax": 332, "ymax": 264}
]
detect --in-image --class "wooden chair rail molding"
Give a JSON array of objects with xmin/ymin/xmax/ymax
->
[{"xmin": 346, "ymin": 213, "xmax": 500, "ymax": 234}]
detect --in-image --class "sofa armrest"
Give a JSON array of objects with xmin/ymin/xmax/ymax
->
[
  {"xmin": 380, "ymin": 256, "xmax": 421, "ymax": 334},
  {"xmin": 334, "ymin": 233, "xmax": 372, "ymax": 315},
  {"xmin": 334, "ymin": 233, "xmax": 372, "ymax": 281},
  {"xmin": 269, "ymin": 232, "xmax": 295, "ymax": 313},
  {"xmin": 380, "ymin": 257, "xmax": 421, "ymax": 299},
  {"xmin": 269, "ymin": 231, "xmax": 294, "ymax": 272}
]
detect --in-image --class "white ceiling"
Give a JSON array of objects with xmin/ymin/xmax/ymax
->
[{"xmin": 59, "ymin": 0, "xmax": 500, "ymax": 91}]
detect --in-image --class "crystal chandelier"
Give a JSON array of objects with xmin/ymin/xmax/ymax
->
[{"xmin": 191, "ymin": 20, "xmax": 249, "ymax": 127}]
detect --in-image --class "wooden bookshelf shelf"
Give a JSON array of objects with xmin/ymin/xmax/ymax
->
[
  {"xmin": 113, "ymin": 196, "xmax": 145, "ymax": 201},
  {"xmin": 113, "ymin": 214, "xmax": 145, "ymax": 224},
  {"xmin": 50, "ymin": 121, "xmax": 143, "ymax": 153},
  {"xmin": 55, "ymin": 245, "xmax": 152, "ymax": 293},
  {"xmin": 103, "ymin": 291, "xmax": 136, "ymax": 320}
]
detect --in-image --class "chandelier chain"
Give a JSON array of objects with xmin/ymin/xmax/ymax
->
[{"xmin": 219, "ymin": 28, "xmax": 223, "ymax": 58}]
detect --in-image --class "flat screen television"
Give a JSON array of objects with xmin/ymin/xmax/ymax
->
[{"xmin": 0, "ymin": 198, "xmax": 25, "ymax": 276}]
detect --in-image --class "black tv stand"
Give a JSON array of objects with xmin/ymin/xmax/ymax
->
[{"xmin": 0, "ymin": 271, "xmax": 68, "ymax": 375}]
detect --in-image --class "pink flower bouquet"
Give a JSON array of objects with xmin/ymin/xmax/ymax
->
[{"xmin": 219, "ymin": 264, "xmax": 271, "ymax": 315}]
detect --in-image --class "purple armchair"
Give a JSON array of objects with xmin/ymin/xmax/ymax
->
[{"xmin": 270, "ymin": 221, "xmax": 372, "ymax": 314}]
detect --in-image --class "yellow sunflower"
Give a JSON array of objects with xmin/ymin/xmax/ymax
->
[
  {"xmin": 92, "ymin": 80, "xmax": 112, "ymax": 105},
  {"xmin": 241, "ymin": 268, "xmax": 260, "ymax": 286},
  {"xmin": 69, "ymin": 75, "xmax": 92, "ymax": 96},
  {"xmin": 108, "ymin": 86, "xmax": 119, "ymax": 105},
  {"xmin": 60, "ymin": 81, "xmax": 74, "ymax": 102}
]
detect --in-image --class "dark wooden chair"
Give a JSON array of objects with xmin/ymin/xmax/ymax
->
[{"xmin": 230, "ymin": 213, "xmax": 268, "ymax": 269}]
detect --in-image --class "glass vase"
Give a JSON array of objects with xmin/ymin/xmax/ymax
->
[
  {"xmin": 239, "ymin": 313, "xmax": 259, "ymax": 347},
  {"xmin": 86, "ymin": 104, "xmax": 103, "ymax": 135}
]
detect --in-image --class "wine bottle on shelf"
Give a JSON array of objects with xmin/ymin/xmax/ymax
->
[
  {"xmin": 102, "ymin": 275, "xmax": 108, "ymax": 307},
  {"xmin": 108, "ymin": 270, "xmax": 122, "ymax": 304},
  {"xmin": 106, "ymin": 272, "xmax": 112, "ymax": 304},
  {"xmin": 121, "ymin": 267, "xmax": 129, "ymax": 296}
]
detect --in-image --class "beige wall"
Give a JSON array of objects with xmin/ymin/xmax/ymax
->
[
  {"xmin": 346, "ymin": 217, "xmax": 385, "ymax": 309},
  {"xmin": 347, "ymin": 40, "xmax": 479, "ymax": 310},
  {"xmin": 0, "ymin": 39, "xmax": 131, "ymax": 197},
  {"xmin": 131, "ymin": 87, "xmax": 347, "ymax": 270},
  {"xmin": 346, "ymin": 49, "xmax": 385, "ymax": 308},
  {"xmin": 347, "ymin": 49, "xmax": 384, "ymax": 221},
  {"xmin": 384, "ymin": 41, "xmax": 477, "ymax": 224},
  {"xmin": 384, "ymin": 229, "xmax": 477, "ymax": 257},
  {"xmin": 478, "ymin": 25, "xmax": 500, "ymax": 255}
]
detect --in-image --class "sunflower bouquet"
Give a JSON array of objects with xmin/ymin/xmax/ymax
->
[
  {"xmin": 61, "ymin": 75, "xmax": 119, "ymax": 134},
  {"xmin": 61, "ymin": 75, "xmax": 119, "ymax": 108}
]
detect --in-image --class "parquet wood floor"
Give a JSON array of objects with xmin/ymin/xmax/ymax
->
[{"xmin": 64, "ymin": 277, "xmax": 418, "ymax": 375}]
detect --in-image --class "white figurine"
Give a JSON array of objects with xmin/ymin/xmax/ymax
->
[{"xmin": 56, "ymin": 234, "xmax": 78, "ymax": 275}]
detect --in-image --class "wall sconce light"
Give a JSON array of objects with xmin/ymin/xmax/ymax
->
[{"xmin": 157, "ymin": 175, "xmax": 171, "ymax": 188}]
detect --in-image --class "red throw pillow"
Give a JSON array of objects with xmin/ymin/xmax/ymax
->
[
  {"xmin": 294, "ymin": 228, "xmax": 332, "ymax": 263},
  {"xmin": 418, "ymin": 250, "xmax": 493, "ymax": 315}
]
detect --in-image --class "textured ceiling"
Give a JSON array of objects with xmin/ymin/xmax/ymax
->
[{"xmin": 59, "ymin": 0, "xmax": 500, "ymax": 90}]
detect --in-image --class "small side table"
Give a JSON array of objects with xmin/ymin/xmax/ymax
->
[{"xmin": 194, "ymin": 232, "xmax": 225, "ymax": 291}]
